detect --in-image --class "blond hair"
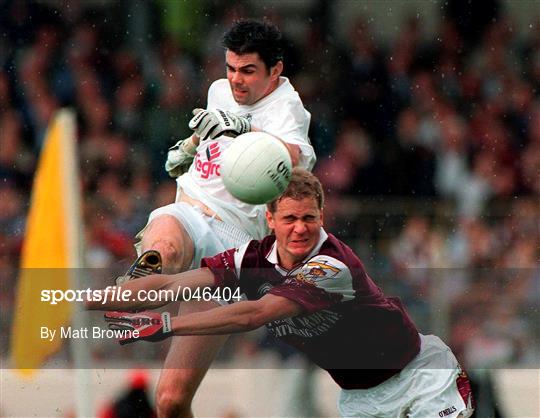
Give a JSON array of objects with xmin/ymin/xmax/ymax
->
[{"xmin": 267, "ymin": 168, "xmax": 324, "ymax": 213}]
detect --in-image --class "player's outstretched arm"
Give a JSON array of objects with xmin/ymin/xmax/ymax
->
[
  {"xmin": 86, "ymin": 268, "xmax": 217, "ymax": 311},
  {"xmin": 171, "ymin": 293, "xmax": 303, "ymax": 335},
  {"xmin": 105, "ymin": 293, "xmax": 304, "ymax": 344},
  {"xmin": 278, "ymin": 139, "xmax": 300, "ymax": 166}
]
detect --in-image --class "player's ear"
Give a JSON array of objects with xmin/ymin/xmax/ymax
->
[
  {"xmin": 319, "ymin": 209, "xmax": 324, "ymax": 226},
  {"xmin": 270, "ymin": 61, "xmax": 283, "ymax": 80},
  {"xmin": 266, "ymin": 210, "xmax": 275, "ymax": 229}
]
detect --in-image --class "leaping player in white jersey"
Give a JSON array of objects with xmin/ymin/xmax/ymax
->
[{"xmin": 130, "ymin": 20, "xmax": 315, "ymax": 418}]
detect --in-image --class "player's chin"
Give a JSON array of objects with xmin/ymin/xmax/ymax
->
[
  {"xmin": 288, "ymin": 240, "xmax": 313, "ymax": 256},
  {"xmin": 233, "ymin": 91, "xmax": 250, "ymax": 104}
]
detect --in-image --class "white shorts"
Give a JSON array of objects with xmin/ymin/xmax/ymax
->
[
  {"xmin": 338, "ymin": 334, "xmax": 475, "ymax": 418},
  {"xmin": 135, "ymin": 202, "xmax": 253, "ymax": 269}
]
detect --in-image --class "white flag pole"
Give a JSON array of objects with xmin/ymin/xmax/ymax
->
[{"xmin": 60, "ymin": 109, "xmax": 95, "ymax": 417}]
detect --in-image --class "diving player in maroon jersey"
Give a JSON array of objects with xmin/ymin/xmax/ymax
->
[{"xmin": 89, "ymin": 169, "xmax": 474, "ymax": 417}]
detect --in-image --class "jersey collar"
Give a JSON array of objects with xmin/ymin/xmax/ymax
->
[{"xmin": 266, "ymin": 228, "xmax": 328, "ymax": 272}]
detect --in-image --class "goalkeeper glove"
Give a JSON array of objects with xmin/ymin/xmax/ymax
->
[
  {"xmin": 188, "ymin": 108, "xmax": 251, "ymax": 141},
  {"xmin": 105, "ymin": 311, "xmax": 173, "ymax": 345},
  {"xmin": 165, "ymin": 136, "xmax": 197, "ymax": 178}
]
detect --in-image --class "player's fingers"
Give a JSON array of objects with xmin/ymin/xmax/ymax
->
[
  {"xmin": 196, "ymin": 121, "xmax": 213, "ymax": 137},
  {"xmin": 188, "ymin": 109, "xmax": 207, "ymax": 129},
  {"xmin": 108, "ymin": 322, "xmax": 134, "ymax": 332},
  {"xmin": 104, "ymin": 312, "xmax": 134, "ymax": 323},
  {"xmin": 197, "ymin": 125, "xmax": 209, "ymax": 141},
  {"xmin": 198, "ymin": 114, "xmax": 213, "ymax": 131},
  {"xmin": 208, "ymin": 125, "xmax": 222, "ymax": 140},
  {"xmin": 104, "ymin": 311, "xmax": 125, "ymax": 320},
  {"xmin": 199, "ymin": 118, "xmax": 217, "ymax": 141},
  {"xmin": 192, "ymin": 108, "xmax": 204, "ymax": 116},
  {"xmin": 201, "ymin": 130, "xmax": 212, "ymax": 141}
]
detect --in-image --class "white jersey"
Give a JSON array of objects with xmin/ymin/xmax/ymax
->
[{"xmin": 177, "ymin": 77, "xmax": 315, "ymax": 239}]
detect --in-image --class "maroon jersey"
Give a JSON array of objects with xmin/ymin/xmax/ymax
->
[{"xmin": 202, "ymin": 229, "xmax": 420, "ymax": 389}]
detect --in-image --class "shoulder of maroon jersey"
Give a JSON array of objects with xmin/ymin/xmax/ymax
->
[
  {"xmin": 321, "ymin": 234, "xmax": 361, "ymax": 264},
  {"xmin": 295, "ymin": 253, "xmax": 355, "ymax": 301},
  {"xmin": 240, "ymin": 235, "xmax": 276, "ymax": 269},
  {"xmin": 260, "ymin": 234, "xmax": 277, "ymax": 252},
  {"xmin": 321, "ymin": 233, "xmax": 368, "ymax": 274}
]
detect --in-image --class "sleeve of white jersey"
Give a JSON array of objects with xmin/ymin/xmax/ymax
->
[
  {"xmin": 261, "ymin": 99, "xmax": 316, "ymax": 170},
  {"xmin": 298, "ymin": 255, "xmax": 355, "ymax": 301},
  {"xmin": 206, "ymin": 79, "xmax": 315, "ymax": 169},
  {"xmin": 206, "ymin": 79, "xmax": 230, "ymax": 110}
]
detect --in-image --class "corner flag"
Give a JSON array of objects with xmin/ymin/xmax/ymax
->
[{"xmin": 10, "ymin": 109, "xmax": 83, "ymax": 372}]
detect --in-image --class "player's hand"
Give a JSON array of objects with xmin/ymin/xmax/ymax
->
[
  {"xmin": 188, "ymin": 108, "xmax": 251, "ymax": 141},
  {"xmin": 165, "ymin": 136, "xmax": 197, "ymax": 178},
  {"xmin": 104, "ymin": 311, "xmax": 172, "ymax": 345}
]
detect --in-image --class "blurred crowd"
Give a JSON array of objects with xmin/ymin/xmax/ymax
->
[
  {"xmin": 389, "ymin": 204, "xmax": 538, "ymax": 367},
  {"xmin": 1, "ymin": 0, "xmax": 538, "ymax": 377}
]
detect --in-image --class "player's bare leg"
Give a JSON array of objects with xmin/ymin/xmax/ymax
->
[
  {"xmin": 156, "ymin": 300, "xmax": 229, "ymax": 418},
  {"xmin": 139, "ymin": 214, "xmax": 227, "ymax": 417},
  {"xmin": 140, "ymin": 214, "xmax": 194, "ymax": 273}
]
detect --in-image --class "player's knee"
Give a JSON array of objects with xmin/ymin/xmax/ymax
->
[
  {"xmin": 156, "ymin": 385, "xmax": 194, "ymax": 418},
  {"xmin": 150, "ymin": 240, "xmax": 180, "ymax": 269},
  {"xmin": 141, "ymin": 216, "xmax": 193, "ymax": 272}
]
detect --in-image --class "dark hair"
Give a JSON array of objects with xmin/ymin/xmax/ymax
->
[
  {"xmin": 267, "ymin": 168, "xmax": 324, "ymax": 213},
  {"xmin": 222, "ymin": 20, "xmax": 283, "ymax": 69}
]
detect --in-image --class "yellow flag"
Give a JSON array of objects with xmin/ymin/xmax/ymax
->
[{"xmin": 11, "ymin": 109, "xmax": 82, "ymax": 372}]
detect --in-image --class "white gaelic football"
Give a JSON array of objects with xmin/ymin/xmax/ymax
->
[{"xmin": 222, "ymin": 132, "xmax": 292, "ymax": 204}]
